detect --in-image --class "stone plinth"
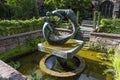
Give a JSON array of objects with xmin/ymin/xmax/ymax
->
[
  {"xmin": 40, "ymin": 54, "xmax": 85, "ymax": 80},
  {"xmin": 38, "ymin": 39, "xmax": 83, "ymax": 59}
]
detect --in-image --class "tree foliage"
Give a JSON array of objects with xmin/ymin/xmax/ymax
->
[
  {"xmin": 0, "ymin": 1, "xmax": 10, "ymax": 19},
  {"xmin": 6, "ymin": 0, "xmax": 39, "ymax": 19},
  {"xmin": 44, "ymin": 0, "xmax": 92, "ymax": 20},
  {"xmin": 0, "ymin": 2, "xmax": 6, "ymax": 19}
]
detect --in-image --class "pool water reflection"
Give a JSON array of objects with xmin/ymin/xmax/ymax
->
[{"xmin": 12, "ymin": 49, "xmax": 112, "ymax": 80}]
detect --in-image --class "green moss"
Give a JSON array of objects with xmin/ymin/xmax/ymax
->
[
  {"xmin": 0, "ymin": 45, "xmax": 33, "ymax": 61},
  {"xmin": 0, "ymin": 38, "xmax": 45, "ymax": 61},
  {"xmin": 77, "ymin": 48, "xmax": 112, "ymax": 66},
  {"xmin": 16, "ymin": 51, "xmax": 45, "ymax": 75}
]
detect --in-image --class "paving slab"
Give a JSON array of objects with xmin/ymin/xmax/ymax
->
[{"xmin": 0, "ymin": 60, "xmax": 26, "ymax": 80}]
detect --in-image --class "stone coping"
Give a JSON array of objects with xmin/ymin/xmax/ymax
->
[
  {"xmin": 40, "ymin": 54, "xmax": 85, "ymax": 77},
  {"xmin": 0, "ymin": 28, "xmax": 71, "ymax": 41},
  {"xmin": 90, "ymin": 32, "xmax": 120, "ymax": 38},
  {"xmin": 42, "ymin": 39, "xmax": 79, "ymax": 50},
  {"xmin": 0, "ymin": 30, "xmax": 42, "ymax": 41},
  {"xmin": 0, "ymin": 60, "xmax": 26, "ymax": 80},
  {"xmin": 56, "ymin": 28, "xmax": 71, "ymax": 32},
  {"xmin": 38, "ymin": 39, "xmax": 83, "ymax": 59}
]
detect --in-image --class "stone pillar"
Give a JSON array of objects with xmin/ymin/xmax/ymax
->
[
  {"xmin": 113, "ymin": 0, "xmax": 120, "ymax": 18},
  {"xmin": 92, "ymin": 0, "xmax": 99, "ymax": 11}
]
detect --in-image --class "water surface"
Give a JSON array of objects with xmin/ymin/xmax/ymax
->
[{"xmin": 13, "ymin": 48, "xmax": 112, "ymax": 80}]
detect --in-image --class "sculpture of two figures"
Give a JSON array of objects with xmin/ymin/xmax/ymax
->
[{"xmin": 42, "ymin": 9, "xmax": 79, "ymax": 45}]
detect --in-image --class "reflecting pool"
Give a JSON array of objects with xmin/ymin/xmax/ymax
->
[{"xmin": 10, "ymin": 48, "xmax": 113, "ymax": 80}]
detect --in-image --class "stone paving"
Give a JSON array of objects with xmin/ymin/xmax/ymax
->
[{"xmin": 0, "ymin": 60, "xmax": 26, "ymax": 80}]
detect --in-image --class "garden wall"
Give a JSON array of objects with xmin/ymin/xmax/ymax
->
[
  {"xmin": 0, "ymin": 28, "xmax": 91, "ymax": 54},
  {"xmin": 54, "ymin": 28, "xmax": 93, "ymax": 40},
  {"xmin": 90, "ymin": 32, "xmax": 120, "ymax": 49},
  {"xmin": 0, "ymin": 30, "xmax": 42, "ymax": 54},
  {"xmin": 76, "ymin": 27, "xmax": 94, "ymax": 40}
]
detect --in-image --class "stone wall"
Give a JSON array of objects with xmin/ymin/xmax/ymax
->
[
  {"xmin": 90, "ymin": 32, "xmax": 120, "ymax": 49},
  {"xmin": 1, "ymin": 28, "xmax": 120, "ymax": 54},
  {"xmin": 92, "ymin": 0, "xmax": 120, "ymax": 18},
  {"xmin": 0, "ymin": 30, "xmax": 42, "ymax": 54},
  {"xmin": 0, "ymin": 28, "xmax": 92, "ymax": 54},
  {"xmin": 76, "ymin": 27, "xmax": 94, "ymax": 40},
  {"xmin": 57, "ymin": 28, "xmax": 93, "ymax": 40}
]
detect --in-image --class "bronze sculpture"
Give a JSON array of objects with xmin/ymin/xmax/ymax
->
[
  {"xmin": 42, "ymin": 9, "xmax": 78, "ymax": 45},
  {"xmin": 38, "ymin": 9, "xmax": 85, "ymax": 80}
]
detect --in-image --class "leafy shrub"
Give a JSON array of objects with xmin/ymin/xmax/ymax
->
[
  {"xmin": 0, "ymin": 18, "xmax": 44, "ymax": 36},
  {"xmin": 97, "ymin": 53, "xmax": 113, "ymax": 61},
  {"xmin": 6, "ymin": 0, "xmax": 39, "ymax": 19},
  {"xmin": 113, "ymin": 52, "xmax": 120, "ymax": 80},
  {"xmin": 29, "ymin": 69, "xmax": 43, "ymax": 80},
  {"xmin": 44, "ymin": 0, "xmax": 92, "ymax": 22},
  {"xmin": 8, "ymin": 61, "xmax": 21, "ymax": 69},
  {"xmin": 89, "ymin": 42, "xmax": 115, "ymax": 53},
  {"xmin": 89, "ymin": 43, "xmax": 108, "ymax": 53},
  {"xmin": 98, "ymin": 19, "xmax": 120, "ymax": 34}
]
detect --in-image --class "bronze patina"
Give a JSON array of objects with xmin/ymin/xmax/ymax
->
[{"xmin": 42, "ymin": 9, "xmax": 78, "ymax": 45}]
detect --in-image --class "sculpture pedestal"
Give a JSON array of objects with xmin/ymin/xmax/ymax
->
[
  {"xmin": 38, "ymin": 39, "xmax": 83, "ymax": 59},
  {"xmin": 38, "ymin": 39, "xmax": 85, "ymax": 80},
  {"xmin": 39, "ymin": 54, "xmax": 85, "ymax": 80}
]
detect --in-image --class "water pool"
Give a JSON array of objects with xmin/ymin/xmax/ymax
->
[{"xmin": 10, "ymin": 48, "xmax": 113, "ymax": 80}]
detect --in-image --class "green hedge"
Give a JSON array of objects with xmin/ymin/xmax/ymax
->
[
  {"xmin": 0, "ymin": 18, "xmax": 44, "ymax": 36},
  {"xmin": 98, "ymin": 19, "xmax": 120, "ymax": 34}
]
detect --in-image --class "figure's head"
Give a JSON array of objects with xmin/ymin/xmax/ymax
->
[
  {"xmin": 43, "ymin": 16, "xmax": 48, "ymax": 22},
  {"xmin": 46, "ymin": 11, "xmax": 52, "ymax": 16}
]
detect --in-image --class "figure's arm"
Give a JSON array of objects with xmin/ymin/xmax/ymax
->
[
  {"xmin": 47, "ymin": 23, "xmax": 53, "ymax": 32},
  {"xmin": 53, "ymin": 12, "xmax": 64, "ymax": 19},
  {"xmin": 51, "ymin": 12, "xmax": 64, "ymax": 22}
]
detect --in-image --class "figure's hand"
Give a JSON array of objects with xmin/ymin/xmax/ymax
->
[{"xmin": 46, "ymin": 11, "xmax": 52, "ymax": 16}]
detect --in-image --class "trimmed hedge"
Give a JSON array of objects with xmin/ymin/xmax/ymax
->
[
  {"xmin": 0, "ymin": 18, "xmax": 44, "ymax": 36},
  {"xmin": 98, "ymin": 19, "xmax": 120, "ymax": 34}
]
